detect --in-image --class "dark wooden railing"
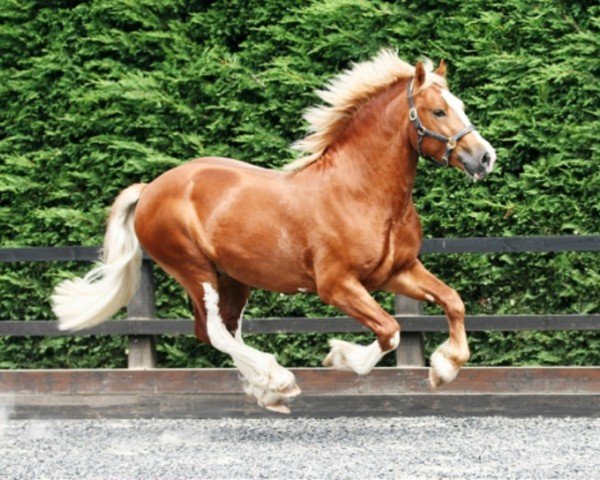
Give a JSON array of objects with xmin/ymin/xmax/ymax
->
[{"xmin": 1, "ymin": 235, "xmax": 599, "ymax": 369}]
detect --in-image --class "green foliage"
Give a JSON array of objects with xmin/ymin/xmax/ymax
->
[{"xmin": 0, "ymin": 0, "xmax": 598, "ymax": 368}]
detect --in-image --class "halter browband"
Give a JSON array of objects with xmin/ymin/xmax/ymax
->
[{"xmin": 407, "ymin": 79, "xmax": 475, "ymax": 167}]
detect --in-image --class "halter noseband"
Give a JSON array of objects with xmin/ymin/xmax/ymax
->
[{"xmin": 407, "ymin": 79, "xmax": 475, "ymax": 167}]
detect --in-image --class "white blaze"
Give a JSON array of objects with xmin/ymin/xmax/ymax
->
[{"xmin": 441, "ymin": 89, "xmax": 496, "ymax": 174}]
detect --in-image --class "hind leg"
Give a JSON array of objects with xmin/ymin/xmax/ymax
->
[
  {"xmin": 216, "ymin": 277, "xmax": 303, "ymax": 409},
  {"xmin": 180, "ymin": 264, "xmax": 300, "ymax": 413},
  {"xmin": 198, "ymin": 281, "xmax": 300, "ymax": 413}
]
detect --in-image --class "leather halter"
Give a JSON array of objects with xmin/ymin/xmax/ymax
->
[{"xmin": 407, "ymin": 79, "xmax": 475, "ymax": 167}]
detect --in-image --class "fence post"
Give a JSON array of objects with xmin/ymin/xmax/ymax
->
[
  {"xmin": 395, "ymin": 294, "xmax": 425, "ymax": 366},
  {"xmin": 126, "ymin": 259, "xmax": 157, "ymax": 369}
]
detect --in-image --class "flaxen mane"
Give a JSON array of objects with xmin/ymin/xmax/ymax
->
[{"xmin": 285, "ymin": 49, "xmax": 437, "ymax": 171}]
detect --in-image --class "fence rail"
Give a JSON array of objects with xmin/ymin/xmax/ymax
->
[
  {"xmin": 1, "ymin": 315, "xmax": 599, "ymax": 336},
  {"xmin": 3, "ymin": 367, "xmax": 598, "ymax": 418},
  {"xmin": 1, "ymin": 235, "xmax": 599, "ymax": 262},
  {"xmin": 1, "ymin": 235, "xmax": 599, "ymax": 369}
]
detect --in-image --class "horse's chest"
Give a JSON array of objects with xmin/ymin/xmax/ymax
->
[{"xmin": 358, "ymin": 217, "xmax": 421, "ymax": 289}]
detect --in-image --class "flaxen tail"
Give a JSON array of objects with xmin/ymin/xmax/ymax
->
[{"xmin": 52, "ymin": 184, "xmax": 146, "ymax": 331}]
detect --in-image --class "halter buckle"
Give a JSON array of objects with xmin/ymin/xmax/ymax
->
[
  {"xmin": 447, "ymin": 138, "xmax": 457, "ymax": 149},
  {"xmin": 409, "ymin": 108, "xmax": 418, "ymax": 121}
]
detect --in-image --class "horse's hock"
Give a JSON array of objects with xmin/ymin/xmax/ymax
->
[{"xmin": 1, "ymin": 236, "xmax": 599, "ymax": 418}]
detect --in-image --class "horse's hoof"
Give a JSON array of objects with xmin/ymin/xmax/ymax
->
[
  {"xmin": 262, "ymin": 383, "xmax": 299, "ymax": 414},
  {"xmin": 265, "ymin": 403, "xmax": 291, "ymax": 414},
  {"xmin": 282, "ymin": 383, "xmax": 302, "ymax": 398},
  {"xmin": 428, "ymin": 367, "xmax": 444, "ymax": 388}
]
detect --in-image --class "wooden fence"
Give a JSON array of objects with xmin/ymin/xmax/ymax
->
[{"xmin": 1, "ymin": 235, "xmax": 599, "ymax": 418}]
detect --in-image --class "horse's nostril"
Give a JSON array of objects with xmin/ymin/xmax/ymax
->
[{"xmin": 481, "ymin": 152, "xmax": 491, "ymax": 166}]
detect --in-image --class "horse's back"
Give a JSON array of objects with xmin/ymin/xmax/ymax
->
[
  {"xmin": 137, "ymin": 156, "xmax": 280, "ymax": 211},
  {"xmin": 135, "ymin": 155, "xmax": 278, "ymax": 224}
]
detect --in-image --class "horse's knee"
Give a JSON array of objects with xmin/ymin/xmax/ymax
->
[
  {"xmin": 376, "ymin": 322, "xmax": 400, "ymax": 352},
  {"xmin": 441, "ymin": 288, "xmax": 465, "ymax": 319}
]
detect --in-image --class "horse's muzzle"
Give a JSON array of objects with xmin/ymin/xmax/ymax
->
[{"xmin": 460, "ymin": 142, "xmax": 496, "ymax": 181}]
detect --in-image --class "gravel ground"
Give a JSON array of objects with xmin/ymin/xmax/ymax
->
[{"xmin": 0, "ymin": 416, "xmax": 598, "ymax": 479}]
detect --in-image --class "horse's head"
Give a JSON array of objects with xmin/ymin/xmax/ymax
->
[{"xmin": 408, "ymin": 61, "xmax": 496, "ymax": 180}]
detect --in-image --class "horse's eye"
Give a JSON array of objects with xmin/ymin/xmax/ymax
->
[{"xmin": 433, "ymin": 109, "xmax": 447, "ymax": 118}]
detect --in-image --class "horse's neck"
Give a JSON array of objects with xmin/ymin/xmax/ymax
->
[
  {"xmin": 307, "ymin": 84, "xmax": 418, "ymax": 219},
  {"xmin": 330, "ymin": 145, "xmax": 417, "ymax": 219}
]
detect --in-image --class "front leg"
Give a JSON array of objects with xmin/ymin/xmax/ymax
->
[
  {"xmin": 383, "ymin": 260, "xmax": 470, "ymax": 387},
  {"xmin": 317, "ymin": 275, "xmax": 401, "ymax": 375}
]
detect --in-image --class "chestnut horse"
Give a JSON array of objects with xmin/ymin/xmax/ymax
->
[{"xmin": 52, "ymin": 50, "xmax": 496, "ymax": 413}]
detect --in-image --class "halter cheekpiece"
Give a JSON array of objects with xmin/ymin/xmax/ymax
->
[{"xmin": 407, "ymin": 79, "xmax": 475, "ymax": 167}]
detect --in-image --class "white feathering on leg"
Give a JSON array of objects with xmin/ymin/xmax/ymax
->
[
  {"xmin": 323, "ymin": 331, "xmax": 400, "ymax": 375},
  {"xmin": 429, "ymin": 340, "xmax": 460, "ymax": 387},
  {"xmin": 202, "ymin": 283, "xmax": 300, "ymax": 412},
  {"xmin": 429, "ymin": 350, "xmax": 459, "ymax": 385}
]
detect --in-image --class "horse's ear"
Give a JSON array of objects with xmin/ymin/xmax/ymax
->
[
  {"xmin": 415, "ymin": 61, "xmax": 426, "ymax": 87},
  {"xmin": 435, "ymin": 59, "xmax": 447, "ymax": 78}
]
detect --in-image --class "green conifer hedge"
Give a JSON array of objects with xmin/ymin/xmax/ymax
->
[{"xmin": 0, "ymin": 0, "xmax": 598, "ymax": 368}]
